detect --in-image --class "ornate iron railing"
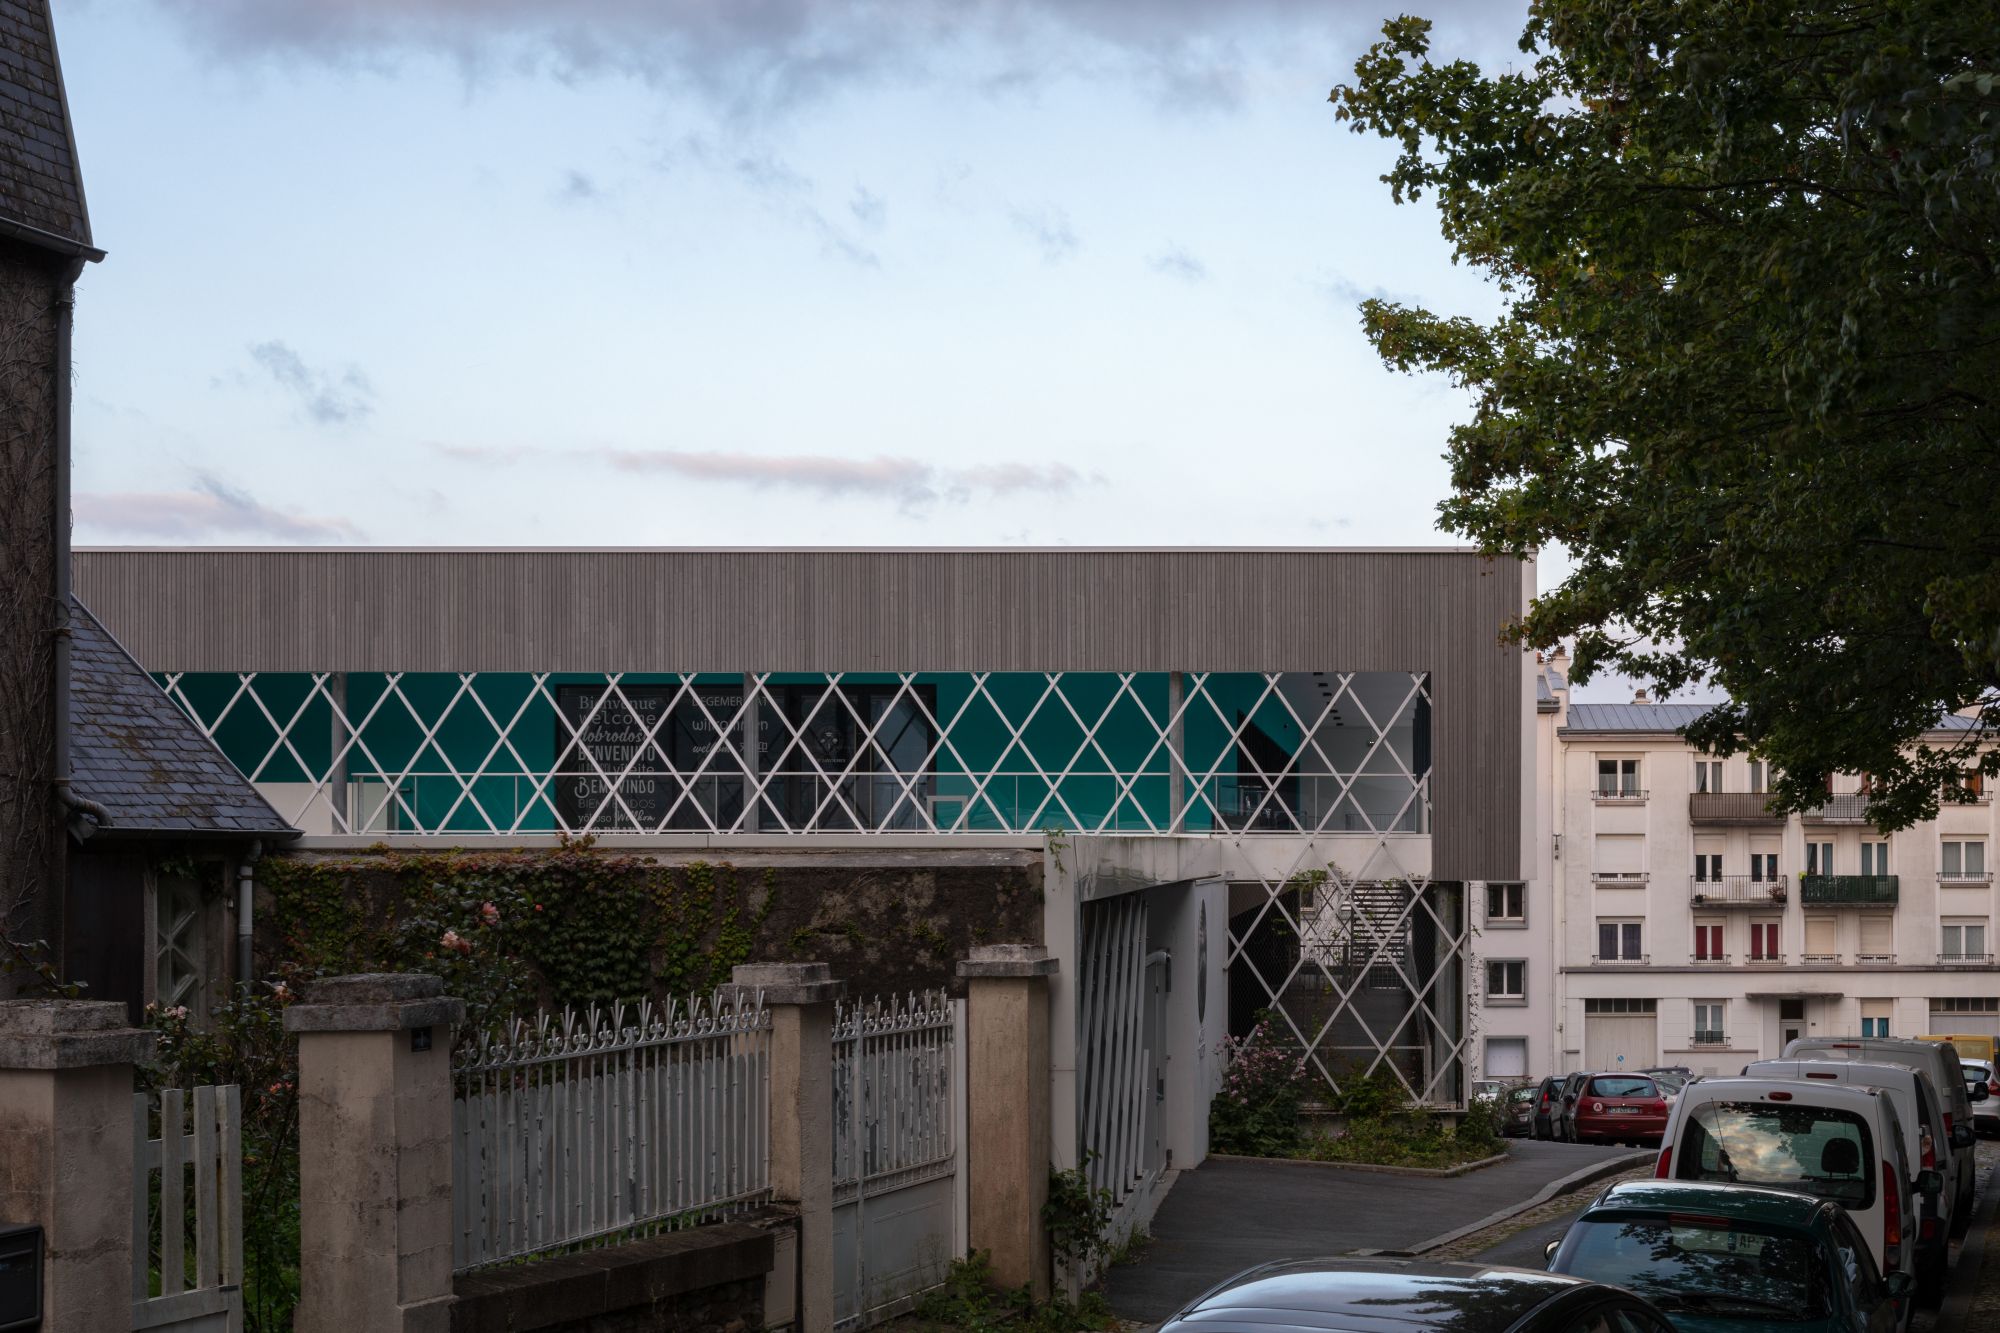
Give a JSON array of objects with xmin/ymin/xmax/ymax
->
[{"xmin": 831, "ymin": 990, "xmax": 956, "ymax": 1199}]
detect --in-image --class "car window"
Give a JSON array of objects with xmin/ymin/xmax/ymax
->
[
  {"xmin": 1511, "ymin": 1087, "xmax": 1538, "ymax": 1104},
  {"xmin": 1677, "ymin": 1100, "xmax": 1876, "ymax": 1208},
  {"xmin": 1587, "ymin": 1077, "xmax": 1657, "ymax": 1098},
  {"xmin": 1555, "ymin": 1213, "xmax": 1829, "ymax": 1321}
]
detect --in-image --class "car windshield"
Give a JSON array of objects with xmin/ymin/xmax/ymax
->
[
  {"xmin": 1678, "ymin": 1101, "xmax": 1876, "ymax": 1208},
  {"xmin": 1559, "ymin": 1214, "xmax": 1830, "ymax": 1322},
  {"xmin": 1652, "ymin": 1073, "xmax": 1688, "ymax": 1093},
  {"xmin": 1587, "ymin": 1077, "xmax": 1658, "ymax": 1098},
  {"xmin": 1509, "ymin": 1087, "xmax": 1536, "ymax": 1104}
]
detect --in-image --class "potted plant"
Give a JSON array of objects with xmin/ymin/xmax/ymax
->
[{"xmin": 1769, "ymin": 883, "xmax": 1787, "ymax": 903}]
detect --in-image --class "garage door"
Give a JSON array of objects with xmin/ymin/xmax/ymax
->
[
  {"xmin": 1585, "ymin": 1014, "xmax": 1657, "ymax": 1071},
  {"xmin": 1928, "ymin": 1011, "xmax": 2000, "ymax": 1039},
  {"xmin": 1485, "ymin": 1037, "xmax": 1527, "ymax": 1078}
]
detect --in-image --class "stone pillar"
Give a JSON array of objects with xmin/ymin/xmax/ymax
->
[
  {"xmin": 0, "ymin": 1000, "xmax": 154, "ymax": 1333},
  {"xmin": 284, "ymin": 974, "xmax": 464, "ymax": 1333},
  {"xmin": 958, "ymin": 944, "xmax": 1058, "ymax": 1299},
  {"xmin": 723, "ymin": 962, "xmax": 844, "ymax": 1333}
]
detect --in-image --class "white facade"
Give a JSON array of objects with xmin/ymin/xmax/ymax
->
[{"xmin": 1540, "ymin": 657, "xmax": 1998, "ymax": 1077}]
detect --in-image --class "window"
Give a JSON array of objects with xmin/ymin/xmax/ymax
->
[
  {"xmin": 1933, "ymin": 997, "xmax": 2000, "ymax": 1016},
  {"xmin": 1858, "ymin": 915, "xmax": 1893, "ymax": 962},
  {"xmin": 1693, "ymin": 922, "xmax": 1723, "ymax": 961},
  {"xmin": 1860, "ymin": 841, "xmax": 1890, "ymax": 876},
  {"xmin": 1593, "ymin": 833, "xmax": 1646, "ymax": 880},
  {"xmin": 1861, "ymin": 999, "xmax": 1892, "ymax": 1039},
  {"xmin": 1941, "ymin": 920, "xmax": 1988, "ymax": 962},
  {"xmin": 1693, "ymin": 853, "xmax": 1721, "ymax": 882},
  {"xmin": 1676, "ymin": 1101, "xmax": 1876, "ymax": 1208},
  {"xmin": 1485, "ymin": 881, "xmax": 1526, "ymax": 925},
  {"xmin": 1748, "ymin": 759, "xmax": 1771, "ymax": 793},
  {"xmin": 1805, "ymin": 914, "xmax": 1838, "ymax": 961},
  {"xmin": 1693, "ymin": 1002, "xmax": 1725, "ymax": 1045},
  {"xmin": 1806, "ymin": 841, "xmax": 1834, "ymax": 875},
  {"xmin": 1693, "ymin": 760, "xmax": 1722, "ymax": 794},
  {"xmin": 1597, "ymin": 919, "xmax": 1645, "ymax": 962},
  {"xmin": 1585, "ymin": 998, "xmax": 1657, "ymax": 1014},
  {"xmin": 1943, "ymin": 841, "xmax": 1987, "ymax": 879},
  {"xmin": 1597, "ymin": 757, "xmax": 1640, "ymax": 796},
  {"xmin": 154, "ymin": 872, "xmax": 208, "ymax": 1020},
  {"xmin": 1749, "ymin": 851, "xmax": 1779, "ymax": 882},
  {"xmin": 1950, "ymin": 770, "xmax": 1985, "ymax": 799},
  {"xmin": 1749, "ymin": 921, "xmax": 1780, "ymax": 962},
  {"xmin": 1486, "ymin": 960, "xmax": 1526, "ymax": 1002}
]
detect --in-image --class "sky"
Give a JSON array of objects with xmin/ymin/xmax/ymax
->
[{"xmin": 55, "ymin": 0, "xmax": 1670, "ymax": 699}]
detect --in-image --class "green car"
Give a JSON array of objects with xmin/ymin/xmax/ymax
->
[{"xmin": 1546, "ymin": 1180, "xmax": 1912, "ymax": 1332}]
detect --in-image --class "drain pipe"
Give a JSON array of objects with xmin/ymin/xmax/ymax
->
[
  {"xmin": 237, "ymin": 840, "xmax": 263, "ymax": 986},
  {"xmin": 48, "ymin": 259, "xmax": 94, "ymax": 890}
]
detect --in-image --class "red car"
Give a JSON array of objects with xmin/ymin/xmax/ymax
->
[{"xmin": 1568, "ymin": 1073, "xmax": 1669, "ymax": 1145}]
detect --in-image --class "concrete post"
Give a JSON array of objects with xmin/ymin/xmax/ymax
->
[
  {"xmin": 957, "ymin": 944, "xmax": 1059, "ymax": 1299},
  {"xmin": 284, "ymin": 974, "xmax": 465, "ymax": 1333},
  {"xmin": 722, "ymin": 962, "xmax": 844, "ymax": 1333},
  {"xmin": 0, "ymin": 1000, "xmax": 154, "ymax": 1333}
]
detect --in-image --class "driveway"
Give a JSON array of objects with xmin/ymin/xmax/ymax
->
[{"xmin": 1103, "ymin": 1140, "xmax": 1635, "ymax": 1322}]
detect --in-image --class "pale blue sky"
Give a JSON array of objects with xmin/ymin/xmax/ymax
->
[{"xmin": 59, "ymin": 0, "xmax": 1541, "ymax": 550}]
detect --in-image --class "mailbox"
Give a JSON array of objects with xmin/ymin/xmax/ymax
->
[{"xmin": 0, "ymin": 1223, "xmax": 40, "ymax": 1331}]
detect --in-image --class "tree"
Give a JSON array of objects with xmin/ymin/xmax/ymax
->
[{"xmin": 1330, "ymin": 2, "xmax": 2000, "ymax": 829}]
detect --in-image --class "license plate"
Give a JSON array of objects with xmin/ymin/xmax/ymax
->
[{"xmin": 1605, "ymin": 1106, "xmax": 1641, "ymax": 1115}]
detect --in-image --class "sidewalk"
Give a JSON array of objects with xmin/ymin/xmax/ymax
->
[{"xmin": 1102, "ymin": 1141, "xmax": 1636, "ymax": 1321}]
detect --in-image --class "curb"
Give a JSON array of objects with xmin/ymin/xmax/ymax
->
[
  {"xmin": 1205, "ymin": 1150, "xmax": 1511, "ymax": 1179},
  {"xmin": 1936, "ymin": 1162, "xmax": 2000, "ymax": 1329},
  {"xmin": 1368, "ymin": 1149, "xmax": 1654, "ymax": 1258}
]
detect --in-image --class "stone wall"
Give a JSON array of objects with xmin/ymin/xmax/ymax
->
[{"xmin": 451, "ymin": 1221, "xmax": 769, "ymax": 1333}]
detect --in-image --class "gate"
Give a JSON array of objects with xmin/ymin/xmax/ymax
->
[
  {"xmin": 132, "ymin": 1085, "xmax": 243, "ymax": 1333},
  {"xmin": 1077, "ymin": 893, "xmax": 1157, "ymax": 1211},
  {"xmin": 831, "ymin": 991, "xmax": 962, "ymax": 1329}
]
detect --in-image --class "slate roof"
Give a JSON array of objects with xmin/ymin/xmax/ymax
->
[
  {"xmin": 1563, "ymin": 702, "xmax": 1719, "ymax": 734},
  {"xmin": 69, "ymin": 598, "xmax": 295, "ymax": 838},
  {"xmin": 0, "ymin": 0, "xmax": 93, "ymax": 254}
]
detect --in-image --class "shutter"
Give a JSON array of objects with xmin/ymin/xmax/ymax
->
[
  {"xmin": 1806, "ymin": 915, "xmax": 1837, "ymax": 954},
  {"xmin": 1595, "ymin": 834, "xmax": 1644, "ymax": 874},
  {"xmin": 1860, "ymin": 916, "xmax": 1893, "ymax": 956}
]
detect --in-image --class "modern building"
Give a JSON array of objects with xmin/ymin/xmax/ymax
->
[
  {"xmin": 1542, "ymin": 653, "xmax": 1999, "ymax": 1074},
  {"xmin": 76, "ymin": 545, "xmax": 1537, "ymax": 1228}
]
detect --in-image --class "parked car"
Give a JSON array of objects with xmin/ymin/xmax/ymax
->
[
  {"xmin": 1546, "ymin": 1179, "xmax": 1911, "ymax": 1332},
  {"xmin": 1647, "ymin": 1070, "xmax": 1689, "ymax": 1100},
  {"xmin": 1555, "ymin": 1070, "xmax": 1592, "ymax": 1143},
  {"xmin": 1156, "ymin": 1258, "xmax": 1678, "ymax": 1333},
  {"xmin": 1919, "ymin": 1032, "xmax": 1996, "ymax": 1064},
  {"xmin": 1785, "ymin": 1035, "xmax": 1982, "ymax": 1238},
  {"xmin": 1653, "ymin": 1076, "xmax": 1929, "ymax": 1303},
  {"xmin": 1530, "ymin": 1074, "xmax": 1563, "ymax": 1141},
  {"xmin": 1569, "ymin": 1073, "xmax": 1670, "ymax": 1146},
  {"xmin": 1961, "ymin": 1058, "xmax": 2000, "ymax": 1136},
  {"xmin": 1472, "ymin": 1078, "xmax": 1509, "ymax": 1105},
  {"xmin": 1743, "ymin": 1058, "xmax": 1954, "ymax": 1304},
  {"xmin": 1502, "ymin": 1084, "xmax": 1538, "ymax": 1138}
]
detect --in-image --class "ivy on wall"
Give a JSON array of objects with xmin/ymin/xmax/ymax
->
[{"xmin": 261, "ymin": 838, "xmax": 773, "ymax": 1028}]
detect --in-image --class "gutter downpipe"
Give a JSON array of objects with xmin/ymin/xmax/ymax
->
[
  {"xmin": 51, "ymin": 258, "xmax": 97, "ymax": 855},
  {"xmin": 237, "ymin": 839, "xmax": 262, "ymax": 986}
]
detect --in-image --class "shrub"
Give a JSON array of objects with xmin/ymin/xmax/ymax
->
[{"xmin": 1208, "ymin": 1019, "xmax": 1310, "ymax": 1156}]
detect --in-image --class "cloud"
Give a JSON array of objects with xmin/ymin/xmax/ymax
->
[
  {"xmin": 426, "ymin": 442, "xmax": 1096, "ymax": 510},
  {"xmin": 849, "ymin": 186, "xmax": 885, "ymax": 230},
  {"xmin": 1314, "ymin": 272, "xmax": 1397, "ymax": 309},
  {"xmin": 669, "ymin": 135, "xmax": 879, "ymax": 266},
  {"xmin": 1009, "ymin": 206, "xmax": 1077, "ymax": 263},
  {"xmin": 74, "ymin": 473, "xmax": 363, "ymax": 542},
  {"xmin": 248, "ymin": 339, "xmax": 374, "ymax": 424},
  {"xmin": 556, "ymin": 169, "xmax": 601, "ymax": 203},
  {"xmin": 1150, "ymin": 245, "xmax": 1206, "ymax": 282}
]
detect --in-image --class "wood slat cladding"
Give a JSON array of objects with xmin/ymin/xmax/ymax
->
[{"xmin": 73, "ymin": 547, "xmax": 1529, "ymax": 878}]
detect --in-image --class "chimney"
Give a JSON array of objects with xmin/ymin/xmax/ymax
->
[
  {"xmin": 1549, "ymin": 643, "xmax": 1569, "ymax": 662},
  {"xmin": 1632, "ymin": 688, "xmax": 1651, "ymax": 705}
]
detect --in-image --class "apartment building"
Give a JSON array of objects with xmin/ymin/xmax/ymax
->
[{"xmin": 1541, "ymin": 652, "xmax": 1997, "ymax": 1075}]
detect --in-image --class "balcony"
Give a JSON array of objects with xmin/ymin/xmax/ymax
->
[
  {"xmin": 1589, "ymin": 954, "xmax": 1651, "ymax": 967},
  {"xmin": 1800, "ymin": 874, "xmax": 1898, "ymax": 906},
  {"xmin": 1690, "ymin": 953, "xmax": 1732, "ymax": 966},
  {"xmin": 1593, "ymin": 787, "xmax": 1648, "ymax": 805},
  {"xmin": 1745, "ymin": 953, "xmax": 1786, "ymax": 967},
  {"xmin": 1592, "ymin": 871, "xmax": 1650, "ymax": 886},
  {"xmin": 1689, "ymin": 876, "xmax": 1790, "ymax": 908},
  {"xmin": 1691, "ymin": 1030, "xmax": 1728, "ymax": 1047},
  {"xmin": 1937, "ymin": 953, "xmax": 1996, "ymax": 967},
  {"xmin": 1803, "ymin": 793, "xmax": 1875, "ymax": 824},
  {"xmin": 1689, "ymin": 792, "xmax": 1785, "ymax": 825},
  {"xmin": 1803, "ymin": 952, "xmax": 1842, "ymax": 964},
  {"xmin": 1857, "ymin": 953, "xmax": 1896, "ymax": 966},
  {"xmin": 1939, "ymin": 871, "xmax": 1994, "ymax": 884}
]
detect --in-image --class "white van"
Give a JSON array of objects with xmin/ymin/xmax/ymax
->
[
  {"xmin": 1744, "ymin": 1058, "xmax": 1954, "ymax": 1304},
  {"xmin": 1654, "ymin": 1077, "xmax": 1934, "ymax": 1308},
  {"xmin": 1784, "ymin": 1035, "xmax": 1981, "ymax": 1238}
]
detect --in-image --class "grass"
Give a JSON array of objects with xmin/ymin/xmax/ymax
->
[{"xmin": 1294, "ymin": 1112, "xmax": 1505, "ymax": 1171}]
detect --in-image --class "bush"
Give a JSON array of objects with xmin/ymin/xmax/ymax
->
[
  {"xmin": 1208, "ymin": 1019, "xmax": 1309, "ymax": 1156},
  {"xmin": 1455, "ymin": 1098, "xmax": 1504, "ymax": 1154}
]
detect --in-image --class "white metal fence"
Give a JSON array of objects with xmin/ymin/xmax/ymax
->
[
  {"xmin": 132, "ymin": 1085, "xmax": 243, "ymax": 1333},
  {"xmin": 451, "ymin": 993, "xmax": 772, "ymax": 1273},
  {"xmin": 831, "ymin": 990, "xmax": 962, "ymax": 1330},
  {"xmin": 1077, "ymin": 895, "xmax": 1160, "ymax": 1210}
]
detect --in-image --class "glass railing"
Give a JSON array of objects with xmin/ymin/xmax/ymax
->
[
  {"xmin": 1800, "ymin": 874, "xmax": 1899, "ymax": 905},
  {"xmin": 1688, "ymin": 792, "xmax": 1784, "ymax": 822}
]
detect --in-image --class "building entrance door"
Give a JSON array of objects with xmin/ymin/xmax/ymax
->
[{"xmin": 1780, "ymin": 998, "xmax": 1806, "ymax": 1050}]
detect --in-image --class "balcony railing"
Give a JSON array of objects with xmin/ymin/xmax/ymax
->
[
  {"xmin": 1803, "ymin": 952, "xmax": 1842, "ymax": 964},
  {"xmin": 1690, "ymin": 953, "xmax": 1732, "ymax": 966},
  {"xmin": 1938, "ymin": 952, "xmax": 1996, "ymax": 966},
  {"xmin": 1746, "ymin": 953, "xmax": 1785, "ymax": 966},
  {"xmin": 1689, "ymin": 876, "xmax": 1790, "ymax": 908},
  {"xmin": 1589, "ymin": 954, "xmax": 1650, "ymax": 966},
  {"xmin": 1803, "ymin": 793, "xmax": 1875, "ymax": 824},
  {"xmin": 1939, "ymin": 871, "xmax": 1994, "ymax": 884},
  {"xmin": 1689, "ymin": 792, "xmax": 1785, "ymax": 824},
  {"xmin": 1800, "ymin": 874, "xmax": 1899, "ymax": 906},
  {"xmin": 1592, "ymin": 871, "xmax": 1650, "ymax": 885},
  {"xmin": 1593, "ymin": 787, "xmax": 1648, "ymax": 804},
  {"xmin": 1857, "ymin": 953, "xmax": 1896, "ymax": 966},
  {"xmin": 1691, "ymin": 1031, "xmax": 1728, "ymax": 1046}
]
